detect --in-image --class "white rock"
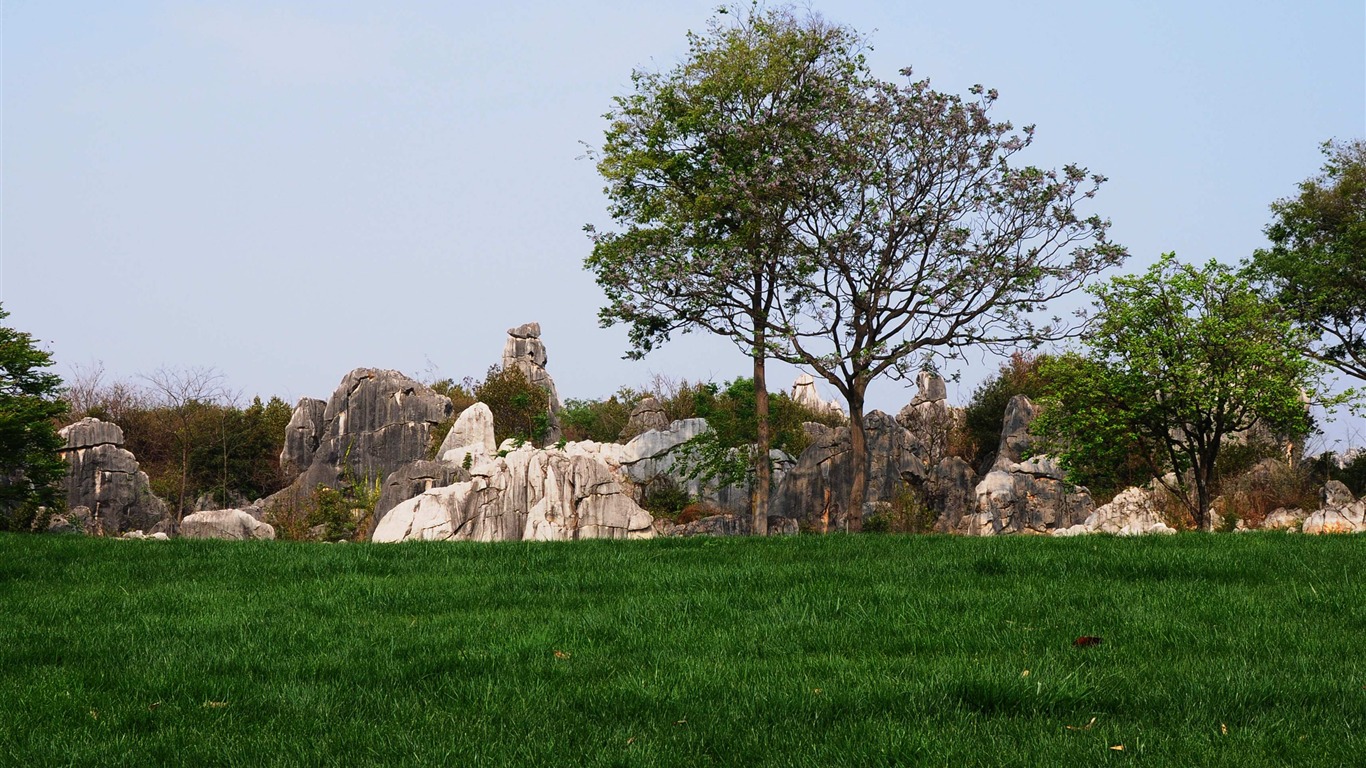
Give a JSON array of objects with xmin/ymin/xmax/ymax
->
[
  {"xmin": 1302, "ymin": 502, "xmax": 1366, "ymax": 535},
  {"xmin": 179, "ymin": 509, "xmax": 276, "ymax": 540},
  {"xmin": 439, "ymin": 403, "xmax": 497, "ymax": 466}
]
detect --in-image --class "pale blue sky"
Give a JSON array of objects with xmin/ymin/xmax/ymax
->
[{"xmin": 4, "ymin": 1, "xmax": 1364, "ymax": 444}]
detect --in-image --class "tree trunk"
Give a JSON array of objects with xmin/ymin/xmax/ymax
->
[
  {"xmin": 752, "ymin": 343, "xmax": 770, "ymax": 537},
  {"xmin": 847, "ymin": 389, "xmax": 867, "ymax": 532}
]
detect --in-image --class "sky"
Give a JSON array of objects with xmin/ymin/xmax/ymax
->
[{"xmin": 4, "ymin": 1, "xmax": 1364, "ymax": 447}]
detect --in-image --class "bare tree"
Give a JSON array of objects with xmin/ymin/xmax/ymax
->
[{"xmin": 140, "ymin": 366, "xmax": 236, "ymax": 519}]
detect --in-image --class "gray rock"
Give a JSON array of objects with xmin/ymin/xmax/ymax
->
[
  {"xmin": 1060, "ymin": 486, "xmax": 1170, "ymax": 536},
  {"xmin": 770, "ymin": 411, "xmax": 925, "ymax": 530},
  {"xmin": 269, "ymin": 369, "xmax": 453, "ymax": 510},
  {"xmin": 928, "ymin": 456, "xmax": 978, "ymax": 533},
  {"xmin": 44, "ymin": 506, "xmax": 94, "ymax": 535},
  {"xmin": 279, "ymin": 398, "xmax": 327, "ymax": 481},
  {"xmin": 502, "ymin": 322, "xmax": 563, "ymax": 444},
  {"xmin": 993, "ymin": 395, "xmax": 1040, "ymax": 470},
  {"xmin": 180, "ymin": 508, "xmax": 276, "ymax": 540},
  {"xmin": 1263, "ymin": 507, "xmax": 1308, "ymax": 531},
  {"xmin": 1322, "ymin": 480, "xmax": 1355, "ymax": 508},
  {"xmin": 655, "ymin": 513, "xmax": 748, "ymax": 537},
  {"xmin": 790, "ymin": 373, "xmax": 844, "ymax": 418},
  {"xmin": 58, "ymin": 418, "xmax": 169, "ymax": 535},
  {"xmin": 621, "ymin": 396, "xmax": 669, "ymax": 438},
  {"xmin": 372, "ymin": 446, "xmax": 654, "ymax": 542},
  {"xmin": 370, "ymin": 459, "xmax": 470, "ymax": 535},
  {"xmin": 1302, "ymin": 500, "xmax": 1366, "ymax": 535}
]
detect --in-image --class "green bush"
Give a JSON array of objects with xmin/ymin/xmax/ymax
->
[
  {"xmin": 473, "ymin": 366, "xmax": 550, "ymax": 446},
  {"xmin": 561, "ymin": 390, "xmax": 640, "ymax": 443},
  {"xmin": 962, "ymin": 352, "xmax": 1051, "ymax": 471}
]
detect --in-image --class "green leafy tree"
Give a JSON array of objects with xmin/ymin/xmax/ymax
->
[
  {"xmin": 962, "ymin": 352, "xmax": 1052, "ymax": 472},
  {"xmin": 1247, "ymin": 139, "xmax": 1366, "ymax": 381},
  {"xmin": 586, "ymin": 4, "xmax": 866, "ymax": 535},
  {"xmin": 1034, "ymin": 254, "xmax": 1326, "ymax": 529},
  {"xmin": 772, "ymin": 71, "xmax": 1124, "ymax": 531},
  {"xmin": 474, "ymin": 365, "xmax": 550, "ymax": 446},
  {"xmin": 0, "ymin": 305, "xmax": 69, "ymax": 530}
]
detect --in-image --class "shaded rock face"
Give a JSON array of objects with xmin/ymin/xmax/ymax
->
[
  {"xmin": 371, "ymin": 459, "xmax": 470, "ymax": 535},
  {"xmin": 275, "ymin": 369, "xmax": 453, "ymax": 506},
  {"xmin": 45, "ymin": 506, "xmax": 95, "ymax": 535},
  {"xmin": 503, "ymin": 322, "xmax": 563, "ymax": 444},
  {"xmin": 994, "ymin": 395, "xmax": 1039, "ymax": 470},
  {"xmin": 180, "ymin": 508, "xmax": 276, "ymax": 540},
  {"xmin": 771, "ymin": 411, "xmax": 923, "ymax": 530},
  {"xmin": 896, "ymin": 371, "xmax": 960, "ymax": 467},
  {"xmin": 58, "ymin": 418, "xmax": 168, "ymax": 535},
  {"xmin": 622, "ymin": 396, "xmax": 668, "ymax": 438},
  {"xmin": 928, "ymin": 456, "xmax": 977, "ymax": 533},
  {"xmin": 280, "ymin": 398, "xmax": 327, "ymax": 481},
  {"xmin": 372, "ymin": 446, "xmax": 654, "ymax": 542}
]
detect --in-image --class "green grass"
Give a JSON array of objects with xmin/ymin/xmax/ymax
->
[{"xmin": 1, "ymin": 533, "xmax": 1362, "ymax": 767}]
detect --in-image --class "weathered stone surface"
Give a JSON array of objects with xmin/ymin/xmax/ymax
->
[
  {"xmin": 896, "ymin": 372, "xmax": 960, "ymax": 466},
  {"xmin": 373, "ymin": 446, "xmax": 654, "ymax": 543},
  {"xmin": 622, "ymin": 396, "xmax": 669, "ymax": 438},
  {"xmin": 1302, "ymin": 484, "xmax": 1366, "ymax": 535},
  {"xmin": 928, "ymin": 456, "xmax": 978, "ymax": 533},
  {"xmin": 771, "ymin": 411, "xmax": 924, "ymax": 530},
  {"xmin": 371, "ymin": 459, "xmax": 470, "ymax": 534},
  {"xmin": 58, "ymin": 418, "xmax": 168, "ymax": 535},
  {"xmin": 1052, "ymin": 486, "xmax": 1174, "ymax": 536},
  {"xmin": 790, "ymin": 373, "xmax": 844, "ymax": 418},
  {"xmin": 502, "ymin": 322, "xmax": 563, "ymax": 444},
  {"xmin": 180, "ymin": 508, "xmax": 276, "ymax": 540},
  {"xmin": 194, "ymin": 490, "xmax": 252, "ymax": 512},
  {"xmin": 994, "ymin": 395, "xmax": 1039, "ymax": 470},
  {"xmin": 1263, "ymin": 507, "xmax": 1308, "ymax": 531},
  {"xmin": 280, "ymin": 398, "xmax": 327, "ymax": 481},
  {"xmin": 44, "ymin": 506, "xmax": 94, "ymax": 535},
  {"xmin": 270, "ymin": 369, "xmax": 453, "ymax": 509},
  {"xmin": 438, "ymin": 402, "xmax": 497, "ymax": 467}
]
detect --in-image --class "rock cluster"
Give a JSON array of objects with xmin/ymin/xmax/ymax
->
[
  {"xmin": 373, "ymin": 446, "xmax": 654, "ymax": 542},
  {"xmin": 57, "ymin": 418, "xmax": 168, "ymax": 535},
  {"xmin": 1052, "ymin": 486, "xmax": 1176, "ymax": 537},
  {"xmin": 1302, "ymin": 481, "xmax": 1366, "ymax": 534}
]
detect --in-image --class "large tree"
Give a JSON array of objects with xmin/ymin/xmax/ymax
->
[
  {"xmin": 1246, "ymin": 139, "xmax": 1366, "ymax": 381},
  {"xmin": 585, "ymin": 4, "xmax": 864, "ymax": 534},
  {"xmin": 773, "ymin": 72, "xmax": 1124, "ymax": 531},
  {"xmin": 1033, "ymin": 254, "xmax": 1323, "ymax": 529},
  {"xmin": 0, "ymin": 305, "xmax": 69, "ymax": 530}
]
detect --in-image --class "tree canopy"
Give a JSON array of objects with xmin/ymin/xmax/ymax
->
[
  {"xmin": 1247, "ymin": 139, "xmax": 1366, "ymax": 382},
  {"xmin": 0, "ymin": 305, "xmax": 69, "ymax": 530},
  {"xmin": 1034, "ymin": 254, "xmax": 1324, "ymax": 529}
]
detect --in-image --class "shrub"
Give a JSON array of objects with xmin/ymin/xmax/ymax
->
[
  {"xmin": 561, "ymin": 390, "xmax": 640, "ymax": 443},
  {"xmin": 639, "ymin": 477, "xmax": 692, "ymax": 520},
  {"xmin": 962, "ymin": 352, "xmax": 1051, "ymax": 472},
  {"xmin": 473, "ymin": 365, "xmax": 550, "ymax": 446},
  {"xmin": 864, "ymin": 482, "xmax": 937, "ymax": 534}
]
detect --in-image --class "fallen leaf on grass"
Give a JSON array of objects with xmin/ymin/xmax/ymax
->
[
  {"xmin": 626, "ymin": 737, "xmax": 636, "ymax": 746},
  {"xmin": 1110, "ymin": 745, "xmax": 1124, "ymax": 751},
  {"xmin": 674, "ymin": 718, "xmax": 688, "ymax": 726},
  {"xmin": 1021, "ymin": 669, "xmax": 1030, "ymax": 678},
  {"xmin": 1073, "ymin": 636, "xmax": 1104, "ymax": 647},
  {"xmin": 1065, "ymin": 717, "xmax": 1097, "ymax": 731},
  {"xmin": 553, "ymin": 650, "xmax": 571, "ymax": 660},
  {"xmin": 812, "ymin": 688, "xmax": 823, "ymax": 695},
  {"xmin": 202, "ymin": 701, "xmax": 229, "ymax": 709},
  {"xmin": 89, "ymin": 710, "xmax": 98, "ymax": 720},
  {"xmin": 147, "ymin": 701, "xmax": 161, "ymax": 712},
  {"xmin": 1220, "ymin": 723, "xmax": 1228, "ymax": 735}
]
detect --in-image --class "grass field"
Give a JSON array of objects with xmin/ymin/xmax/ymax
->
[{"xmin": 1, "ymin": 532, "xmax": 1363, "ymax": 766}]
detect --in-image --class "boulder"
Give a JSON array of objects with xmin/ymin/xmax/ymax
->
[
  {"xmin": 1302, "ymin": 483, "xmax": 1366, "ymax": 534},
  {"xmin": 1263, "ymin": 507, "xmax": 1308, "ymax": 531},
  {"xmin": 1321, "ymin": 480, "xmax": 1355, "ymax": 508},
  {"xmin": 1050, "ymin": 486, "xmax": 1174, "ymax": 536},
  {"xmin": 502, "ymin": 322, "xmax": 563, "ymax": 444},
  {"xmin": 621, "ymin": 396, "xmax": 669, "ymax": 438},
  {"xmin": 655, "ymin": 513, "xmax": 748, "ymax": 537},
  {"xmin": 44, "ymin": 506, "xmax": 95, "ymax": 535},
  {"xmin": 180, "ymin": 508, "xmax": 276, "ymax": 540},
  {"xmin": 438, "ymin": 402, "xmax": 497, "ymax": 467},
  {"xmin": 896, "ymin": 371, "xmax": 958, "ymax": 463},
  {"xmin": 372, "ymin": 446, "xmax": 654, "ymax": 543},
  {"xmin": 279, "ymin": 398, "xmax": 327, "ymax": 481},
  {"xmin": 57, "ymin": 418, "xmax": 169, "ymax": 535}
]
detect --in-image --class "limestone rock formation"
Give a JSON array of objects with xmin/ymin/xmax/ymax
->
[
  {"xmin": 1053, "ymin": 486, "xmax": 1175, "ymax": 536},
  {"xmin": 1263, "ymin": 507, "xmax": 1308, "ymax": 531},
  {"xmin": 271, "ymin": 369, "xmax": 453, "ymax": 507},
  {"xmin": 180, "ymin": 508, "xmax": 276, "ymax": 540},
  {"xmin": 896, "ymin": 371, "xmax": 960, "ymax": 466},
  {"xmin": 502, "ymin": 322, "xmax": 563, "ymax": 444},
  {"xmin": 1302, "ymin": 481, "xmax": 1366, "ymax": 534},
  {"xmin": 621, "ymin": 396, "xmax": 669, "ymax": 438},
  {"xmin": 927, "ymin": 456, "xmax": 978, "ymax": 533},
  {"xmin": 44, "ymin": 506, "xmax": 95, "ymax": 535},
  {"xmin": 372, "ymin": 446, "xmax": 654, "ymax": 542},
  {"xmin": 438, "ymin": 402, "xmax": 497, "ymax": 467},
  {"xmin": 58, "ymin": 418, "xmax": 168, "ymax": 535},
  {"xmin": 280, "ymin": 398, "xmax": 327, "ymax": 481},
  {"xmin": 968, "ymin": 396, "xmax": 1093, "ymax": 535},
  {"xmin": 372, "ymin": 459, "xmax": 471, "ymax": 532},
  {"xmin": 790, "ymin": 373, "xmax": 844, "ymax": 418},
  {"xmin": 770, "ymin": 411, "xmax": 924, "ymax": 530}
]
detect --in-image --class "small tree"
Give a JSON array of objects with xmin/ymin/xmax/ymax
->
[
  {"xmin": 0, "ymin": 305, "xmax": 69, "ymax": 530},
  {"xmin": 1246, "ymin": 139, "xmax": 1366, "ymax": 382},
  {"xmin": 139, "ymin": 366, "xmax": 232, "ymax": 519},
  {"xmin": 587, "ymin": 4, "xmax": 866, "ymax": 535},
  {"xmin": 1034, "ymin": 254, "xmax": 1326, "ymax": 529},
  {"xmin": 474, "ymin": 365, "xmax": 550, "ymax": 446}
]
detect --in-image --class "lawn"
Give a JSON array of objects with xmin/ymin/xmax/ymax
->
[{"xmin": 1, "ymin": 532, "xmax": 1362, "ymax": 766}]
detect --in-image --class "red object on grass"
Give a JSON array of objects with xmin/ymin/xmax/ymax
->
[{"xmin": 1073, "ymin": 636, "xmax": 1103, "ymax": 647}]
